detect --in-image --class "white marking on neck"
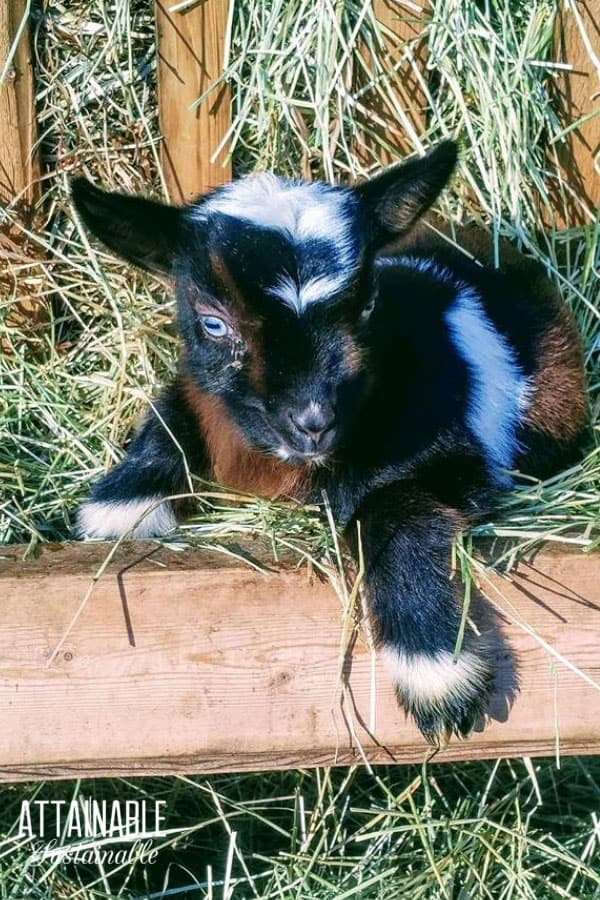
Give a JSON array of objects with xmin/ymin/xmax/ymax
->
[
  {"xmin": 382, "ymin": 647, "xmax": 487, "ymax": 705},
  {"xmin": 445, "ymin": 285, "xmax": 527, "ymax": 477},
  {"xmin": 76, "ymin": 498, "xmax": 177, "ymax": 540}
]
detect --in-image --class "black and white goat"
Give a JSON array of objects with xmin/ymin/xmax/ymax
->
[{"xmin": 71, "ymin": 141, "xmax": 587, "ymax": 742}]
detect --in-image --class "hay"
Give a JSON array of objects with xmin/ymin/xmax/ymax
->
[
  {"xmin": 0, "ymin": 0, "xmax": 597, "ymax": 553},
  {"xmin": 0, "ymin": 2, "xmax": 599, "ymax": 895}
]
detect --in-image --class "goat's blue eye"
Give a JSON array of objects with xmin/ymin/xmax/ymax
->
[{"xmin": 200, "ymin": 315, "xmax": 229, "ymax": 338}]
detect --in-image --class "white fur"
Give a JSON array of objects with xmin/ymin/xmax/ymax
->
[
  {"xmin": 267, "ymin": 271, "xmax": 350, "ymax": 311},
  {"xmin": 516, "ymin": 376, "xmax": 534, "ymax": 413},
  {"xmin": 198, "ymin": 174, "xmax": 358, "ymax": 313},
  {"xmin": 377, "ymin": 255, "xmax": 528, "ymax": 476},
  {"xmin": 201, "ymin": 174, "xmax": 352, "ymax": 243},
  {"xmin": 77, "ymin": 498, "xmax": 177, "ymax": 540},
  {"xmin": 377, "ymin": 254, "xmax": 454, "ymax": 284},
  {"xmin": 382, "ymin": 647, "xmax": 487, "ymax": 705},
  {"xmin": 445, "ymin": 286, "xmax": 526, "ymax": 475}
]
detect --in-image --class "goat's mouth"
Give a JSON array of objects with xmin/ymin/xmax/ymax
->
[
  {"xmin": 272, "ymin": 427, "xmax": 338, "ymax": 466},
  {"xmin": 238, "ymin": 403, "xmax": 337, "ymax": 466},
  {"xmin": 271, "ymin": 443, "xmax": 332, "ymax": 467}
]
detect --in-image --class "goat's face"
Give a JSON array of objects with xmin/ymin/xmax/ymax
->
[
  {"xmin": 72, "ymin": 142, "xmax": 457, "ymax": 463},
  {"xmin": 173, "ymin": 178, "xmax": 372, "ymax": 463}
]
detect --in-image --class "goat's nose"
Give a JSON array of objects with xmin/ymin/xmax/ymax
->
[{"xmin": 289, "ymin": 403, "xmax": 335, "ymax": 441}]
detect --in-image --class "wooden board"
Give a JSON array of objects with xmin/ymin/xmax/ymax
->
[
  {"xmin": 551, "ymin": 1, "xmax": 600, "ymax": 225},
  {"xmin": 354, "ymin": 0, "xmax": 428, "ymax": 170},
  {"xmin": 0, "ymin": 0, "xmax": 39, "ymax": 208},
  {"xmin": 0, "ymin": 0, "xmax": 46, "ymax": 347},
  {"xmin": 0, "ymin": 541, "xmax": 598, "ymax": 782},
  {"xmin": 155, "ymin": 0, "xmax": 231, "ymax": 203}
]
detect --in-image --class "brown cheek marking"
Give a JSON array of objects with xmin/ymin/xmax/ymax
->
[
  {"xmin": 182, "ymin": 377, "xmax": 309, "ymax": 501},
  {"xmin": 524, "ymin": 308, "xmax": 586, "ymax": 441},
  {"xmin": 340, "ymin": 330, "xmax": 364, "ymax": 377},
  {"xmin": 209, "ymin": 249, "xmax": 247, "ymax": 309},
  {"xmin": 208, "ymin": 250, "xmax": 266, "ymax": 392},
  {"xmin": 244, "ymin": 323, "xmax": 266, "ymax": 392}
]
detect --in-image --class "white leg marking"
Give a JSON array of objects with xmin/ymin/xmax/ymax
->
[
  {"xmin": 381, "ymin": 647, "xmax": 488, "ymax": 705},
  {"xmin": 76, "ymin": 498, "xmax": 177, "ymax": 540}
]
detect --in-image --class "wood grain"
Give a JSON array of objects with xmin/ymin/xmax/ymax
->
[
  {"xmin": 0, "ymin": 0, "xmax": 46, "ymax": 347},
  {"xmin": 0, "ymin": 0, "xmax": 39, "ymax": 208},
  {"xmin": 551, "ymin": 1, "xmax": 600, "ymax": 225},
  {"xmin": 354, "ymin": 0, "xmax": 428, "ymax": 170},
  {"xmin": 155, "ymin": 0, "xmax": 231, "ymax": 203},
  {"xmin": 0, "ymin": 541, "xmax": 598, "ymax": 782}
]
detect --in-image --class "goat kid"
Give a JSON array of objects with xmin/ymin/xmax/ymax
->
[{"xmin": 71, "ymin": 141, "xmax": 586, "ymax": 742}]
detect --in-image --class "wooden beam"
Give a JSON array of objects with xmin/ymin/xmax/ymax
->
[
  {"xmin": 550, "ymin": 1, "xmax": 600, "ymax": 225},
  {"xmin": 354, "ymin": 0, "xmax": 428, "ymax": 170},
  {"xmin": 0, "ymin": 542, "xmax": 598, "ymax": 782},
  {"xmin": 155, "ymin": 0, "xmax": 231, "ymax": 203},
  {"xmin": 0, "ymin": 0, "xmax": 40, "ymax": 209},
  {"xmin": 0, "ymin": 0, "xmax": 46, "ymax": 349}
]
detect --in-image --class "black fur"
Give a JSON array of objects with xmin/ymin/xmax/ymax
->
[
  {"xmin": 88, "ymin": 380, "xmax": 207, "ymax": 508},
  {"xmin": 71, "ymin": 142, "xmax": 586, "ymax": 743}
]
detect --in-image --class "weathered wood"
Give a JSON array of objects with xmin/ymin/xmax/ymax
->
[
  {"xmin": 354, "ymin": 0, "xmax": 428, "ymax": 170},
  {"xmin": 155, "ymin": 0, "xmax": 231, "ymax": 203},
  {"xmin": 0, "ymin": 541, "xmax": 598, "ymax": 782},
  {"xmin": 0, "ymin": 0, "xmax": 46, "ymax": 347},
  {"xmin": 551, "ymin": 1, "xmax": 600, "ymax": 225},
  {"xmin": 0, "ymin": 0, "xmax": 39, "ymax": 208}
]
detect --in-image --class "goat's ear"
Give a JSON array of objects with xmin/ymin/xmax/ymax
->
[
  {"xmin": 355, "ymin": 141, "xmax": 458, "ymax": 246},
  {"xmin": 70, "ymin": 179, "xmax": 182, "ymax": 275}
]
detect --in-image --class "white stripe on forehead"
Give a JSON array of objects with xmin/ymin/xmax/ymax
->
[
  {"xmin": 199, "ymin": 174, "xmax": 359, "ymax": 313},
  {"xmin": 267, "ymin": 271, "xmax": 351, "ymax": 310},
  {"xmin": 202, "ymin": 173, "xmax": 353, "ymax": 240}
]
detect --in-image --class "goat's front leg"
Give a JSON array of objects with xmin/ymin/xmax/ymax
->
[
  {"xmin": 348, "ymin": 480, "xmax": 496, "ymax": 743},
  {"xmin": 76, "ymin": 379, "xmax": 207, "ymax": 540}
]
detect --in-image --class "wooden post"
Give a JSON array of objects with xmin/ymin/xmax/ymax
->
[
  {"xmin": 0, "ymin": 0, "xmax": 40, "ymax": 209},
  {"xmin": 550, "ymin": 1, "xmax": 600, "ymax": 226},
  {"xmin": 0, "ymin": 0, "xmax": 46, "ymax": 349},
  {"xmin": 155, "ymin": 0, "xmax": 232, "ymax": 203},
  {"xmin": 0, "ymin": 541, "xmax": 598, "ymax": 782},
  {"xmin": 354, "ymin": 0, "xmax": 428, "ymax": 171}
]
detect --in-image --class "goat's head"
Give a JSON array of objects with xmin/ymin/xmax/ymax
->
[{"xmin": 72, "ymin": 141, "xmax": 457, "ymax": 464}]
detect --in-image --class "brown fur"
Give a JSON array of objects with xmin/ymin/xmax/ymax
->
[
  {"xmin": 182, "ymin": 377, "xmax": 309, "ymax": 500},
  {"xmin": 524, "ymin": 308, "xmax": 586, "ymax": 440},
  {"xmin": 340, "ymin": 329, "xmax": 364, "ymax": 376},
  {"xmin": 390, "ymin": 216, "xmax": 587, "ymax": 441},
  {"xmin": 208, "ymin": 249, "xmax": 266, "ymax": 392},
  {"xmin": 208, "ymin": 249, "xmax": 246, "ymax": 309},
  {"xmin": 245, "ymin": 325, "xmax": 266, "ymax": 393}
]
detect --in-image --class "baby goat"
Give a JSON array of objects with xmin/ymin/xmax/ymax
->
[{"xmin": 72, "ymin": 141, "xmax": 586, "ymax": 742}]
